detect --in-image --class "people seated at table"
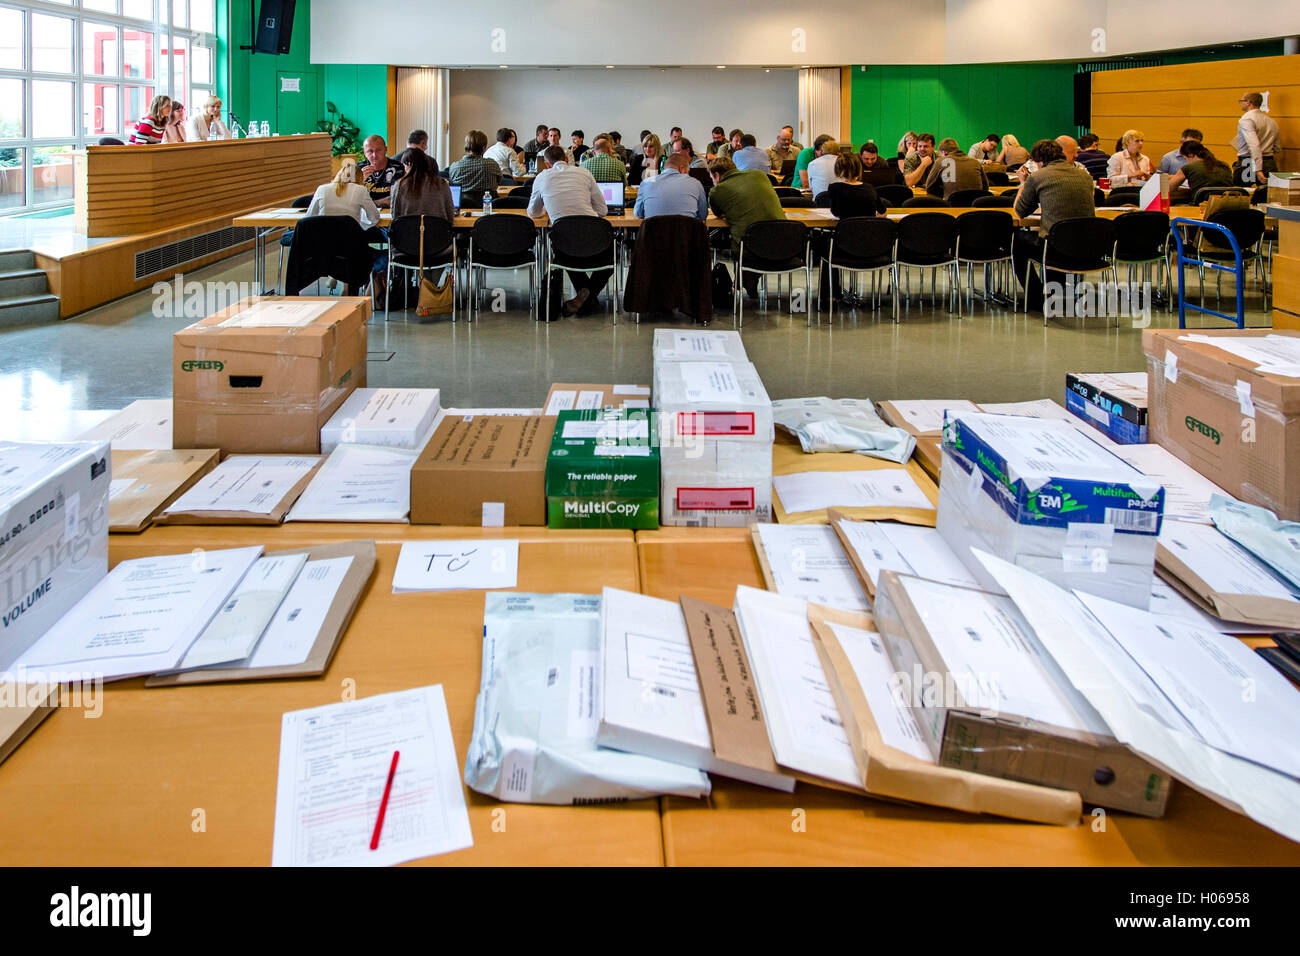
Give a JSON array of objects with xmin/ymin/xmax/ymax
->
[
  {"xmin": 129, "ymin": 95, "xmax": 171, "ymax": 144},
  {"xmin": 358, "ymin": 135, "xmax": 405, "ymax": 208},
  {"xmin": 825, "ymin": 154, "xmax": 883, "ymax": 219},
  {"xmin": 969, "ymin": 134, "xmax": 1000, "ymax": 162},
  {"xmin": 570, "ymin": 130, "xmax": 589, "ymax": 162},
  {"xmin": 610, "ymin": 131, "xmax": 633, "ymax": 165},
  {"xmin": 1013, "ymin": 138, "xmax": 1097, "ymax": 312},
  {"xmin": 581, "ymin": 134, "xmax": 628, "ymax": 182},
  {"xmin": 794, "ymin": 134, "xmax": 830, "ymax": 189},
  {"xmin": 448, "ymin": 130, "xmax": 503, "ymax": 197},
  {"xmin": 1107, "ymin": 130, "xmax": 1153, "ymax": 182},
  {"xmin": 486, "ymin": 127, "xmax": 526, "ymax": 179},
  {"xmin": 924, "ymin": 137, "xmax": 988, "ymax": 198},
  {"xmin": 673, "ymin": 137, "xmax": 708, "ymax": 170},
  {"xmin": 162, "ymin": 102, "xmax": 186, "ymax": 143},
  {"xmin": 667, "ymin": 127, "xmax": 683, "ymax": 148},
  {"xmin": 391, "ymin": 148, "xmax": 455, "ymax": 223},
  {"xmin": 706, "ymin": 126, "xmax": 727, "ymax": 157},
  {"xmin": 1168, "ymin": 143, "xmax": 1233, "ymax": 196},
  {"xmin": 902, "ymin": 133, "xmax": 936, "ymax": 186},
  {"xmin": 523, "ymin": 124, "xmax": 549, "ymax": 164},
  {"xmin": 807, "ymin": 138, "xmax": 844, "ymax": 198},
  {"xmin": 185, "ymin": 95, "xmax": 229, "ymax": 141},
  {"xmin": 634, "ymin": 153, "xmax": 708, "ymax": 220},
  {"xmin": 732, "ymin": 134, "xmax": 769, "ymax": 173},
  {"xmin": 546, "ymin": 127, "xmax": 575, "ymax": 165},
  {"xmin": 1157, "ymin": 129, "xmax": 1201, "ymax": 175},
  {"xmin": 629, "ymin": 134, "xmax": 665, "ymax": 184},
  {"xmin": 858, "ymin": 141, "xmax": 899, "ymax": 187},
  {"xmin": 407, "ymin": 129, "xmax": 429, "ymax": 153},
  {"xmin": 998, "ymin": 134, "xmax": 1029, "ymax": 170},
  {"xmin": 717, "ymin": 128, "xmax": 744, "ymax": 162},
  {"xmin": 767, "ymin": 125, "xmax": 802, "ymax": 174},
  {"xmin": 1076, "ymin": 133, "xmax": 1109, "ymax": 180},
  {"xmin": 526, "ymin": 144, "xmax": 611, "ymax": 317},
  {"xmin": 706, "ymin": 155, "xmax": 785, "ymax": 298},
  {"xmin": 307, "ymin": 159, "xmax": 382, "ymax": 227}
]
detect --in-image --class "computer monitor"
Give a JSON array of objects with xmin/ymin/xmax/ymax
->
[
  {"xmin": 450, "ymin": 184, "xmax": 462, "ymax": 207},
  {"xmin": 598, "ymin": 181, "xmax": 625, "ymax": 209}
]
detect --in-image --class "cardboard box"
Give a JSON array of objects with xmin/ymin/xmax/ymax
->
[
  {"xmin": 543, "ymin": 383, "xmax": 651, "ymax": 416},
  {"xmin": 173, "ymin": 296, "xmax": 369, "ymax": 455},
  {"xmin": 0, "ymin": 441, "xmax": 111, "ymax": 672},
  {"xmin": 661, "ymin": 441, "xmax": 773, "ymax": 527},
  {"xmin": 938, "ymin": 412, "xmax": 1164, "ymax": 608},
  {"xmin": 1144, "ymin": 328, "xmax": 1300, "ymax": 519},
  {"xmin": 320, "ymin": 388, "xmax": 440, "ymax": 453},
  {"xmin": 1268, "ymin": 173, "xmax": 1300, "ymax": 206},
  {"xmin": 651, "ymin": 328, "xmax": 748, "ymax": 364},
  {"xmin": 1065, "ymin": 371, "xmax": 1148, "ymax": 444},
  {"xmin": 411, "ymin": 415, "xmax": 554, "ymax": 526},
  {"xmin": 872, "ymin": 570, "xmax": 1171, "ymax": 816},
  {"xmin": 654, "ymin": 360, "xmax": 774, "ymax": 446},
  {"xmin": 545, "ymin": 410, "xmax": 659, "ymax": 529},
  {"xmin": 108, "ymin": 448, "xmax": 220, "ymax": 533}
]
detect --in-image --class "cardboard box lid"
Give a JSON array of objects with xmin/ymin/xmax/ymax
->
[
  {"xmin": 1143, "ymin": 329, "xmax": 1300, "ymax": 414},
  {"xmin": 415, "ymin": 415, "xmax": 555, "ymax": 473},
  {"xmin": 173, "ymin": 297, "xmax": 369, "ymax": 361},
  {"xmin": 546, "ymin": 410, "xmax": 660, "ymax": 497}
]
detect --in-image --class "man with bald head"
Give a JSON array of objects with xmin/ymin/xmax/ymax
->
[
  {"xmin": 358, "ymin": 134, "xmax": 405, "ymax": 208},
  {"xmin": 634, "ymin": 152, "xmax": 707, "ymax": 219},
  {"xmin": 1020, "ymin": 135, "xmax": 1088, "ymax": 177}
]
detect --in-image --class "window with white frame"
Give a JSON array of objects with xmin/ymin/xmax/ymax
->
[{"xmin": 0, "ymin": 0, "xmax": 216, "ymax": 212}]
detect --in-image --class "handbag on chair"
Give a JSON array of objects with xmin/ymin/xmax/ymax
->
[{"xmin": 416, "ymin": 216, "xmax": 454, "ymax": 316}]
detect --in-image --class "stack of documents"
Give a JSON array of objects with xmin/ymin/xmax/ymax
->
[
  {"xmin": 651, "ymin": 328, "xmax": 749, "ymax": 364},
  {"xmin": 751, "ymin": 523, "xmax": 870, "ymax": 611},
  {"xmin": 319, "ymin": 388, "xmax": 441, "ymax": 454},
  {"xmin": 161, "ymin": 455, "xmax": 322, "ymax": 524},
  {"xmin": 288, "ymin": 444, "xmax": 419, "ymax": 523}
]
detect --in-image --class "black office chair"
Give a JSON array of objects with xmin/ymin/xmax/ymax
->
[
  {"xmin": 773, "ymin": 186, "xmax": 803, "ymax": 198},
  {"xmin": 273, "ymin": 193, "xmax": 315, "ymax": 294},
  {"xmin": 283, "ymin": 215, "xmax": 376, "ymax": 298},
  {"xmin": 947, "ymin": 189, "xmax": 992, "ymax": 208},
  {"xmin": 955, "ymin": 210, "xmax": 1016, "ymax": 311},
  {"xmin": 385, "ymin": 215, "xmax": 456, "ymax": 321},
  {"xmin": 902, "ymin": 196, "xmax": 950, "ymax": 207},
  {"xmin": 97, "ymin": 137, "xmax": 125, "ymax": 146},
  {"xmin": 1037, "ymin": 217, "xmax": 1117, "ymax": 326},
  {"xmin": 1093, "ymin": 187, "xmax": 1107, "ymax": 206},
  {"xmin": 877, "ymin": 184, "xmax": 913, "ymax": 208},
  {"xmin": 622, "ymin": 215, "xmax": 712, "ymax": 324},
  {"xmin": 1106, "ymin": 186, "xmax": 1142, "ymax": 206},
  {"xmin": 894, "ymin": 213, "xmax": 959, "ymax": 320},
  {"xmin": 984, "ymin": 171, "xmax": 1010, "ymax": 186},
  {"xmin": 813, "ymin": 191, "xmax": 831, "ymax": 207},
  {"xmin": 1251, "ymin": 186, "xmax": 1269, "ymax": 205},
  {"xmin": 468, "ymin": 213, "xmax": 538, "ymax": 320},
  {"xmin": 736, "ymin": 220, "xmax": 811, "ymax": 326},
  {"xmin": 493, "ymin": 194, "xmax": 529, "ymax": 209},
  {"xmin": 819, "ymin": 216, "xmax": 897, "ymax": 318},
  {"xmin": 780, "ymin": 196, "xmax": 815, "ymax": 208},
  {"xmin": 1112, "ymin": 211, "xmax": 1172, "ymax": 309},
  {"xmin": 973, "ymin": 193, "xmax": 1015, "ymax": 208},
  {"xmin": 547, "ymin": 216, "xmax": 619, "ymax": 321},
  {"xmin": 1192, "ymin": 185, "xmax": 1249, "ymax": 205},
  {"xmin": 1197, "ymin": 207, "xmax": 1268, "ymax": 308}
]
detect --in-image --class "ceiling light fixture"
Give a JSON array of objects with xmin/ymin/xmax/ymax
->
[{"xmin": 716, "ymin": 65, "xmax": 726, "ymax": 69}]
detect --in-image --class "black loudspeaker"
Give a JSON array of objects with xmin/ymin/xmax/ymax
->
[
  {"xmin": 1073, "ymin": 71, "xmax": 1091, "ymax": 128},
  {"xmin": 254, "ymin": 0, "xmax": 296, "ymax": 55}
]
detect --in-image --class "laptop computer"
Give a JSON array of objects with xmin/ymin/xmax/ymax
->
[
  {"xmin": 779, "ymin": 158, "xmax": 797, "ymax": 178},
  {"xmin": 598, "ymin": 181, "xmax": 626, "ymax": 214},
  {"xmin": 450, "ymin": 184, "xmax": 462, "ymax": 208}
]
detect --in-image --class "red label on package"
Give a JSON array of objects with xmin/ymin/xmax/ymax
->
[
  {"xmin": 677, "ymin": 411, "xmax": 755, "ymax": 436},
  {"xmin": 675, "ymin": 487, "xmax": 756, "ymax": 511}
]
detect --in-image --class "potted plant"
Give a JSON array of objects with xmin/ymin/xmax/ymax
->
[{"xmin": 317, "ymin": 102, "xmax": 363, "ymax": 173}]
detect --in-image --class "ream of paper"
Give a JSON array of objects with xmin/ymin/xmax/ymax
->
[
  {"xmin": 248, "ymin": 556, "xmax": 356, "ymax": 668},
  {"xmin": 165, "ymin": 456, "xmax": 319, "ymax": 515},
  {"xmin": 176, "ymin": 553, "xmax": 308, "ymax": 669},
  {"xmin": 287, "ymin": 444, "xmax": 418, "ymax": 523},
  {"xmin": 773, "ymin": 469, "xmax": 933, "ymax": 515},
  {"xmin": 826, "ymin": 621, "xmax": 934, "ymax": 762},
  {"xmin": 272, "ymin": 685, "xmax": 472, "ymax": 867},
  {"xmin": 391, "ymin": 539, "xmax": 519, "ymax": 592},
  {"xmin": 753, "ymin": 524, "xmax": 870, "ymax": 611},
  {"xmin": 219, "ymin": 300, "xmax": 335, "ymax": 328}
]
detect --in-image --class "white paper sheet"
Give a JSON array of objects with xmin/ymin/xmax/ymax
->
[
  {"xmin": 272, "ymin": 685, "xmax": 472, "ymax": 867},
  {"xmin": 753, "ymin": 524, "xmax": 870, "ymax": 611},
  {"xmin": 678, "ymin": 363, "xmax": 746, "ymax": 404},
  {"xmin": 74, "ymin": 399, "xmax": 174, "ymax": 450},
  {"xmin": 392, "ymin": 539, "xmax": 519, "ymax": 592},
  {"xmin": 245, "ymin": 555, "xmax": 356, "ymax": 668},
  {"xmin": 219, "ymin": 300, "xmax": 335, "ymax": 328},
  {"xmin": 1178, "ymin": 334, "xmax": 1300, "ymax": 378},
  {"xmin": 613, "ymin": 385, "xmax": 650, "ymax": 396},
  {"xmin": 773, "ymin": 469, "xmax": 933, "ymax": 514},
  {"xmin": 826, "ymin": 621, "xmax": 934, "ymax": 763},
  {"xmin": 16, "ymin": 546, "xmax": 263, "ymax": 679},
  {"xmin": 544, "ymin": 390, "xmax": 577, "ymax": 415},
  {"xmin": 977, "ymin": 399, "xmax": 1075, "ymax": 422},
  {"xmin": 733, "ymin": 586, "xmax": 861, "ymax": 788},
  {"xmin": 1115, "ymin": 444, "xmax": 1232, "ymax": 523},
  {"xmin": 176, "ymin": 552, "xmax": 308, "ymax": 669},
  {"xmin": 835, "ymin": 519, "xmax": 981, "ymax": 590},
  {"xmin": 883, "ymin": 399, "xmax": 981, "ymax": 434},
  {"xmin": 164, "ymin": 456, "xmax": 319, "ymax": 515},
  {"xmin": 1159, "ymin": 519, "xmax": 1298, "ymax": 600},
  {"xmin": 287, "ymin": 444, "xmax": 417, "ymax": 523}
]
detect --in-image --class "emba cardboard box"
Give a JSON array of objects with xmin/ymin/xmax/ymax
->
[
  {"xmin": 173, "ymin": 297, "xmax": 368, "ymax": 455},
  {"xmin": 938, "ymin": 412, "xmax": 1164, "ymax": 609},
  {"xmin": 411, "ymin": 415, "xmax": 554, "ymax": 526},
  {"xmin": 546, "ymin": 409, "xmax": 660, "ymax": 529},
  {"xmin": 1065, "ymin": 372, "xmax": 1148, "ymax": 444},
  {"xmin": 0, "ymin": 441, "xmax": 111, "ymax": 672}
]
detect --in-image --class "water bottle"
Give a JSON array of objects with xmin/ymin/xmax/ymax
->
[
  {"xmin": 262, "ymin": 121, "xmax": 270, "ymax": 137},
  {"xmin": 483, "ymin": 191, "xmax": 493, "ymax": 216}
]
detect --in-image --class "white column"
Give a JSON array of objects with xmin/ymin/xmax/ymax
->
[
  {"xmin": 798, "ymin": 68, "xmax": 842, "ymax": 146},
  {"xmin": 396, "ymin": 67, "xmax": 452, "ymax": 166}
]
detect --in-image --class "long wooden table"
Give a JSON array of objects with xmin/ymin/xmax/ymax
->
[
  {"xmin": 637, "ymin": 527, "xmax": 1300, "ymax": 866},
  {"xmin": 0, "ymin": 525, "xmax": 666, "ymax": 866}
]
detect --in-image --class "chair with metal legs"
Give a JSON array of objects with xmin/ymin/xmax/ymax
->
[{"xmin": 735, "ymin": 220, "xmax": 812, "ymax": 327}]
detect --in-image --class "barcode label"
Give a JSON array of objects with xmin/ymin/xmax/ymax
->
[{"xmin": 1104, "ymin": 507, "xmax": 1158, "ymax": 533}]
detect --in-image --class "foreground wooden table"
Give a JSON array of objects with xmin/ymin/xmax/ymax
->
[
  {"xmin": 637, "ymin": 528, "xmax": 1300, "ymax": 866},
  {"xmin": 0, "ymin": 525, "xmax": 664, "ymax": 866}
]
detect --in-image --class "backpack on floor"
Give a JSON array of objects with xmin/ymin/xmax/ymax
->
[{"xmin": 711, "ymin": 263, "xmax": 734, "ymax": 309}]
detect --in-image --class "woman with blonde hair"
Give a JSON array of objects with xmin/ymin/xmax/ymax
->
[
  {"xmin": 128, "ymin": 94, "xmax": 171, "ymax": 144},
  {"xmin": 305, "ymin": 160, "xmax": 381, "ymax": 226},
  {"xmin": 630, "ymin": 133, "xmax": 664, "ymax": 184},
  {"xmin": 998, "ymin": 133, "xmax": 1029, "ymax": 169},
  {"xmin": 897, "ymin": 130, "xmax": 919, "ymax": 159},
  {"xmin": 162, "ymin": 101, "xmax": 186, "ymax": 143},
  {"xmin": 185, "ymin": 94, "xmax": 230, "ymax": 142},
  {"xmin": 1107, "ymin": 129, "xmax": 1153, "ymax": 182}
]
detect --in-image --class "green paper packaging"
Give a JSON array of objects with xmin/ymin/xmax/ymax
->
[{"xmin": 546, "ymin": 410, "xmax": 660, "ymax": 529}]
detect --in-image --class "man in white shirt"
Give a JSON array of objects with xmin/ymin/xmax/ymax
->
[
  {"xmin": 485, "ymin": 127, "xmax": 525, "ymax": 179},
  {"xmin": 527, "ymin": 145, "xmax": 610, "ymax": 316},
  {"xmin": 1233, "ymin": 92, "xmax": 1280, "ymax": 185}
]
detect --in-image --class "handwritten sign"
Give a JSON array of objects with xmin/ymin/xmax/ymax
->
[{"xmin": 392, "ymin": 539, "xmax": 519, "ymax": 592}]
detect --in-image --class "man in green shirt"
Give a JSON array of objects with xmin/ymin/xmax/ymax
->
[
  {"xmin": 794, "ymin": 134, "xmax": 833, "ymax": 190},
  {"xmin": 707, "ymin": 156, "xmax": 786, "ymax": 297},
  {"xmin": 580, "ymin": 134, "xmax": 628, "ymax": 182}
]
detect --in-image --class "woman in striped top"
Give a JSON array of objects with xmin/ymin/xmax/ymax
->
[{"xmin": 129, "ymin": 95, "xmax": 172, "ymax": 145}]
